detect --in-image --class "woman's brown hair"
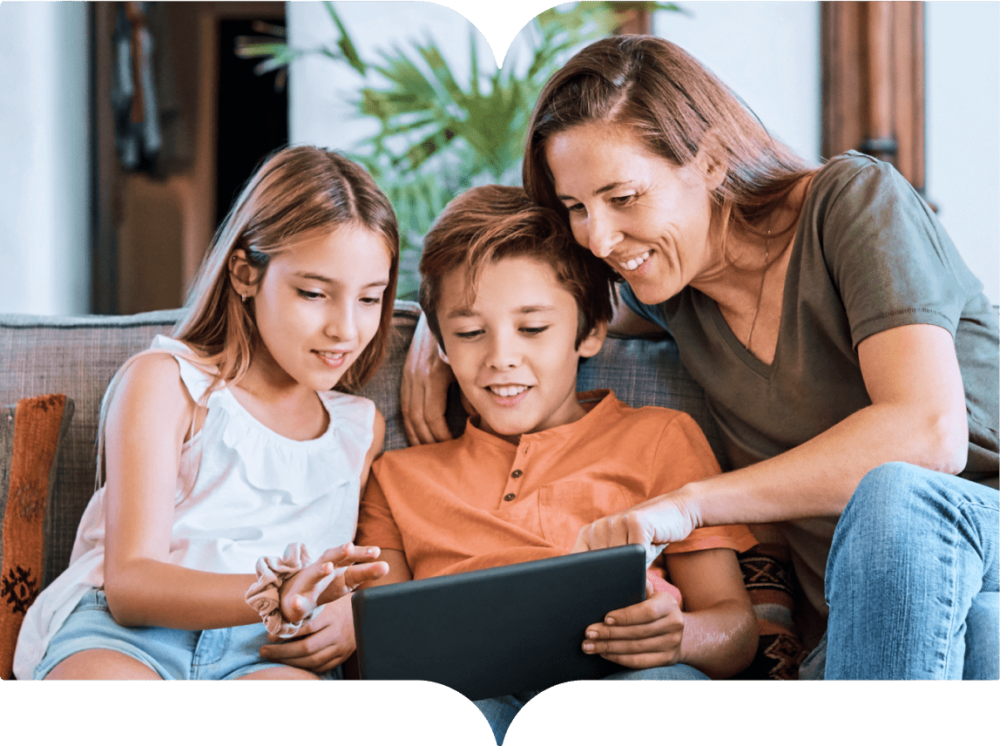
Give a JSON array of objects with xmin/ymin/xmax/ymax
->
[
  {"xmin": 523, "ymin": 35, "xmax": 813, "ymax": 253},
  {"xmin": 96, "ymin": 146, "xmax": 398, "ymax": 486}
]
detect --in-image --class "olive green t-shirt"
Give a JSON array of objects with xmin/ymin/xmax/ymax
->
[{"xmin": 621, "ymin": 151, "xmax": 1000, "ymax": 617}]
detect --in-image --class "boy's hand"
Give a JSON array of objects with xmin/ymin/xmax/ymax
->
[
  {"xmin": 260, "ymin": 595, "xmax": 356, "ymax": 673},
  {"xmin": 580, "ymin": 581, "xmax": 685, "ymax": 669},
  {"xmin": 279, "ymin": 543, "xmax": 389, "ymax": 624}
]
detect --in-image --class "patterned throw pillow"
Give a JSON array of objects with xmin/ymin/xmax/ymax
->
[{"xmin": 0, "ymin": 394, "xmax": 74, "ymax": 680}]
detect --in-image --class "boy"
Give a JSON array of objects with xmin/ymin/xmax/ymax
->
[{"xmin": 354, "ymin": 185, "xmax": 758, "ymax": 740}]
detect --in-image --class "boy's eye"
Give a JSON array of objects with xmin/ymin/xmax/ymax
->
[
  {"xmin": 521, "ymin": 326, "xmax": 549, "ymax": 336},
  {"xmin": 297, "ymin": 289, "xmax": 323, "ymax": 300}
]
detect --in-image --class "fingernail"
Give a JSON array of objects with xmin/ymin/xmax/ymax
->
[
  {"xmin": 582, "ymin": 642, "xmax": 594, "ymax": 653},
  {"xmin": 605, "ymin": 616, "xmax": 616, "ymax": 625},
  {"xmin": 367, "ymin": 547, "xmax": 378, "ymax": 556},
  {"xmin": 586, "ymin": 629, "xmax": 598, "ymax": 639}
]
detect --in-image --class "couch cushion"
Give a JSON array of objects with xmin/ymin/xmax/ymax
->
[{"xmin": 0, "ymin": 302, "xmax": 718, "ymax": 590}]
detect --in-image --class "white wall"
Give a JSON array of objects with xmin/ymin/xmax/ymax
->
[
  {"xmin": 653, "ymin": 1, "xmax": 822, "ymax": 164},
  {"xmin": 0, "ymin": 1, "xmax": 91, "ymax": 315},
  {"xmin": 926, "ymin": 1, "xmax": 999, "ymax": 305},
  {"xmin": 288, "ymin": 1, "xmax": 487, "ymax": 152}
]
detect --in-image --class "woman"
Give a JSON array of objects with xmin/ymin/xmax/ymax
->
[{"xmin": 402, "ymin": 36, "xmax": 999, "ymax": 679}]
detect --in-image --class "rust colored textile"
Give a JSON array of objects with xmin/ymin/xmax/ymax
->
[{"xmin": 0, "ymin": 395, "xmax": 71, "ymax": 679}]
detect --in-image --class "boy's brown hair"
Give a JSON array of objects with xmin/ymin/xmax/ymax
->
[{"xmin": 419, "ymin": 185, "xmax": 616, "ymax": 350}]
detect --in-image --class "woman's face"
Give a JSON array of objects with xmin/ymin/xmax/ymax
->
[{"xmin": 545, "ymin": 122, "xmax": 723, "ymax": 306}]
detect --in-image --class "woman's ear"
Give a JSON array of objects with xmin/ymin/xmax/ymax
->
[
  {"xmin": 696, "ymin": 131, "xmax": 727, "ymax": 192},
  {"xmin": 577, "ymin": 320, "xmax": 608, "ymax": 359},
  {"xmin": 228, "ymin": 249, "xmax": 260, "ymax": 299}
]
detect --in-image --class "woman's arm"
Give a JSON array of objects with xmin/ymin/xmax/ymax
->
[
  {"xmin": 575, "ymin": 323, "xmax": 968, "ymax": 551},
  {"xmin": 401, "ymin": 313, "xmax": 455, "ymax": 445}
]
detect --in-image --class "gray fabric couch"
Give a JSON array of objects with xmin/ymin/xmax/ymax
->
[{"xmin": 0, "ymin": 300, "xmax": 721, "ymax": 593}]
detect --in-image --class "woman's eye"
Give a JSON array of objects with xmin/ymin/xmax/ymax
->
[
  {"xmin": 297, "ymin": 289, "xmax": 323, "ymax": 300},
  {"xmin": 611, "ymin": 194, "xmax": 636, "ymax": 206},
  {"xmin": 521, "ymin": 326, "xmax": 549, "ymax": 336},
  {"xmin": 565, "ymin": 203, "xmax": 586, "ymax": 214}
]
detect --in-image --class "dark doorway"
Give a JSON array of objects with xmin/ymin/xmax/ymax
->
[{"xmin": 215, "ymin": 18, "xmax": 288, "ymax": 227}]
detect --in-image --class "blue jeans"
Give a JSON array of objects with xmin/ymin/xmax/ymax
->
[
  {"xmin": 475, "ymin": 663, "xmax": 707, "ymax": 744},
  {"xmin": 802, "ymin": 463, "xmax": 999, "ymax": 680}
]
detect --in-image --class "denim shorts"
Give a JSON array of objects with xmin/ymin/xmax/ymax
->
[{"xmin": 34, "ymin": 588, "xmax": 343, "ymax": 681}]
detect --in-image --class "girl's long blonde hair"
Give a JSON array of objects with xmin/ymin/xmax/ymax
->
[{"xmin": 96, "ymin": 146, "xmax": 400, "ymax": 487}]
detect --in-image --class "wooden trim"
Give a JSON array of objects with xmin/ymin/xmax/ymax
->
[{"xmin": 821, "ymin": 1, "xmax": 925, "ymax": 190}]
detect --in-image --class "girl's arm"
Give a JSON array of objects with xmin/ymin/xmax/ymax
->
[
  {"xmin": 582, "ymin": 548, "xmax": 756, "ymax": 679},
  {"xmin": 102, "ymin": 353, "xmax": 262, "ymax": 629},
  {"xmin": 574, "ymin": 323, "xmax": 968, "ymax": 551},
  {"xmin": 102, "ymin": 355, "xmax": 382, "ymax": 630},
  {"xmin": 257, "ymin": 548, "xmax": 412, "ymax": 672}
]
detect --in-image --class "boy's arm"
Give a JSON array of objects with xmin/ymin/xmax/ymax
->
[
  {"xmin": 582, "ymin": 548, "xmax": 756, "ymax": 679},
  {"xmin": 665, "ymin": 548, "xmax": 757, "ymax": 678}
]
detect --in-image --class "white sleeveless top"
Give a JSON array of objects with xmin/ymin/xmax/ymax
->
[{"xmin": 13, "ymin": 335, "xmax": 376, "ymax": 679}]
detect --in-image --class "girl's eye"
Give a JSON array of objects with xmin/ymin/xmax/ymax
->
[
  {"xmin": 360, "ymin": 295, "xmax": 383, "ymax": 306},
  {"xmin": 297, "ymin": 289, "xmax": 323, "ymax": 300},
  {"xmin": 454, "ymin": 330, "xmax": 484, "ymax": 340},
  {"xmin": 521, "ymin": 326, "xmax": 549, "ymax": 336}
]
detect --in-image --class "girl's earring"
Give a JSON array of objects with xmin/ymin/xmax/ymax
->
[{"xmin": 241, "ymin": 293, "xmax": 247, "ymax": 303}]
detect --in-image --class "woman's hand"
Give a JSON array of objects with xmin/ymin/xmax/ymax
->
[
  {"xmin": 260, "ymin": 595, "xmax": 357, "ymax": 673},
  {"xmin": 279, "ymin": 544, "xmax": 389, "ymax": 624},
  {"xmin": 581, "ymin": 580, "xmax": 685, "ymax": 668},
  {"xmin": 401, "ymin": 313, "xmax": 455, "ymax": 445},
  {"xmin": 572, "ymin": 490, "xmax": 700, "ymax": 566}
]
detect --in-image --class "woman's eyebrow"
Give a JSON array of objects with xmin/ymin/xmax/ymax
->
[{"xmin": 557, "ymin": 181, "xmax": 631, "ymax": 200}]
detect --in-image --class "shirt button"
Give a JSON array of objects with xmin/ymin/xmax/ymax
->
[
  {"xmin": 511, "ymin": 470, "xmax": 523, "ymax": 479},
  {"xmin": 503, "ymin": 493, "xmax": 516, "ymax": 502}
]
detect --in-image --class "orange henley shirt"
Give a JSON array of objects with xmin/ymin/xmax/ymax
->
[{"xmin": 356, "ymin": 390, "xmax": 757, "ymax": 598}]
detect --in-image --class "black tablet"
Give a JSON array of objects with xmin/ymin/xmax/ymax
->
[{"xmin": 351, "ymin": 544, "xmax": 647, "ymax": 700}]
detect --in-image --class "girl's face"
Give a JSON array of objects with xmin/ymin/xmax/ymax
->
[
  {"xmin": 241, "ymin": 224, "xmax": 392, "ymax": 393},
  {"xmin": 544, "ymin": 122, "xmax": 723, "ymax": 306}
]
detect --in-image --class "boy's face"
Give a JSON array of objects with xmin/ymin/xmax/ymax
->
[{"xmin": 436, "ymin": 255, "xmax": 605, "ymax": 443}]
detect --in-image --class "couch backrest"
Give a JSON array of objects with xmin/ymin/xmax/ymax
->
[{"xmin": 1, "ymin": 301, "xmax": 718, "ymax": 587}]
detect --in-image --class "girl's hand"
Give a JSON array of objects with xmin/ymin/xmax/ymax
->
[
  {"xmin": 571, "ymin": 491, "xmax": 700, "ymax": 567},
  {"xmin": 581, "ymin": 581, "xmax": 685, "ymax": 669},
  {"xmin": 279, "ymin": 543, "xmax": 389, "ymax": 624},
  {"xmin": 260, "ymin": 595, "xmax": 356, "ymax": 673},
  {"xmin": 401, "ymin": 314, "xmax": 455, "ymax": 445}
]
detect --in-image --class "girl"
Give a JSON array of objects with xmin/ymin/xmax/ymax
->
[{"xmin": 14, "ymin": 146, "xmax": 398, "ymax": 680}]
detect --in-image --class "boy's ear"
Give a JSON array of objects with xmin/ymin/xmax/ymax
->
[
  {"xmin": 229, "ymin": 249, "xmax": 260, "ymax": 298},
  {"xmin": 577, "ymin": 320, "xmax": 607, "ymax": 359}
]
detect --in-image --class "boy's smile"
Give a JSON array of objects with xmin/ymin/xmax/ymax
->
[{"xmin": 436, "ymin": 255, "xmax": 605, "ymax": 443}]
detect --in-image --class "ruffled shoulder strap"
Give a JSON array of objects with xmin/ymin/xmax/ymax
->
[
  {"xmin": 318, "ymin": 391, "xmax": 377, "ymax": 472},
  {"xmin": 147, "ymin": 335, "xmax": 217, "ymax": 405}
]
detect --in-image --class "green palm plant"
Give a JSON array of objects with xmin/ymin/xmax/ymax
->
[{"xmin": 237, "ymin": 2, "xmax": 684, "ymax": 296}]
